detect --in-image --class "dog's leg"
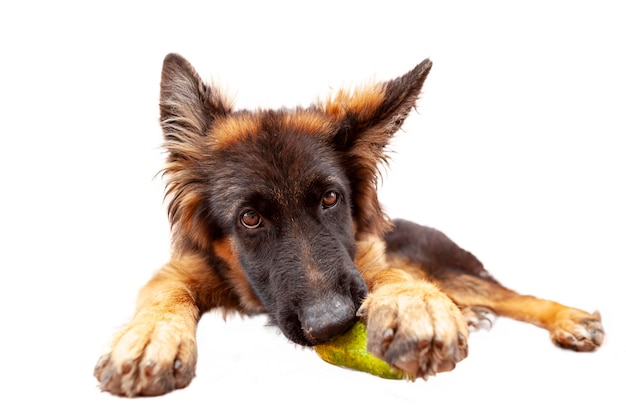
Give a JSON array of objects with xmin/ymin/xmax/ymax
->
[
  {"xmin": 385, "ymin": 219, "xmax": 604, "ymax": 352},
  {"xmin": 94, "ymin": 253, "xmax": 218, "ymax": 397},
  {"xmin": 432, "ymin": 272, "xmax": 604, "ymax": 352},
  {"xmin": 355, "ymin": 238, "xmax": 470, "ymax": 379}
]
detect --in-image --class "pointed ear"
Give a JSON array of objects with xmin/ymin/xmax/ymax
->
[
  {"xmin": 159, "ymin": 53, "xmax": 232, "ymax": 148},
  {"xmin": 376, "ymin": 58, "xmax": 433, "ymax": 136},
  {"xmin": 159, "ymin": 54, "xmax": 232, "ymax": 249},
  {"xmin": 317, "ymin": 59, "xmax": 432, "ymax": 238},
  {"xmin": 322, "ymin": 58, "xmax": 432, "ymax": 149}
]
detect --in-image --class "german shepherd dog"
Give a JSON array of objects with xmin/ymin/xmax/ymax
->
[{"xmin": 94, "ymin": 53, "xmax": 604, "ymax": 397}]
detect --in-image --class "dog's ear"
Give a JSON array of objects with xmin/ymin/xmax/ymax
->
[
  {"xmin": 318, "ymin": 59, "xmax": 432, "ymax": 237},
  {"xmin": 159, "ymin": 54, "xmax": 233, "ymax": 249},
  {"xmin": 322, "ymin": 58, "xmax": 432, "ymax": 150},
  {"xmin": 160, "ymin": 53, "xmax": 232, "ymax": 150}
]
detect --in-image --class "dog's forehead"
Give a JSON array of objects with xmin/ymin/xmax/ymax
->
[
  {"xmin": 209, "ymin": 108, "xmax": 347, "ymax": 208},
  {"xmin": 210, "ymin": 109, "xmax": 337, "ymax": 147}
]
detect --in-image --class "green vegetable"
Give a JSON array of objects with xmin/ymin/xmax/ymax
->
[{"xmin": 314, "ymin": 321, "xmax": 406, "ymax": 380}]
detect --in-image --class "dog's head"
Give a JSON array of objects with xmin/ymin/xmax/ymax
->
[{"xmin": 158, "ymin": 54, "xmax": 431, "ymax": 345}]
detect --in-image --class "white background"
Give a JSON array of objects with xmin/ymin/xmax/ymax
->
[{"xmin": 1, "ymin": 1, "xmax": 624, "ymax": 415}]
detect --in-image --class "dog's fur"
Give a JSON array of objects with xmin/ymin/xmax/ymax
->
[{"xmin": 94, "ymin": 54, "xmax": 604, "ymax": 397}]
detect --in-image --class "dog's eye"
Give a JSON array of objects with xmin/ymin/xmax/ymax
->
[
  {"xmin": 240, "ymin": 210, "xmax": 262, "ymax": 229},
  {"xmin": 321, "ymin": 191, "xmax": 339, "ymax": 209}
]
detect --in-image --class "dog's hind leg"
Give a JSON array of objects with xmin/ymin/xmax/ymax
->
[{"xmin": 384, "ymin": 219, "xmax": 604, "ymax": 352}]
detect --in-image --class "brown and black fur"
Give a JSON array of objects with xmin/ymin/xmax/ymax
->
[{"xmin": 94, "ymin": 53, "xmax": 604, "ymax": 397}]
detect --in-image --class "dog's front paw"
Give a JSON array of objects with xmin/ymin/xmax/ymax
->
[
  {"xmin": 359, "ymin": 280, "xmax": 469, "ymax": 380},
  {"xmin": 550, "ymin": 309, "xmax": 604, "ymax": 352},
  {"xmin": 94, "ymin": 319, "xmax": 197, "ymax": 397}
]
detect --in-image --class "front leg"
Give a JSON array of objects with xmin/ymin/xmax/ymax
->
[
  {"xmin": 358, "ymin": 269, "xmax": 469, "ymax": 379},
  {"xmin": 94, "ymin": 256, "xmax": 205, "ymax": 397}
]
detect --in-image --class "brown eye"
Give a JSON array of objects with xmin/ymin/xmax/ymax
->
[
  {"xmin": 240, "ymin": 210, "xmax": 262, "ymax": 229},
  {"xmin": 322, "ymin": 191, "xmax": 339, "ymax": 209}
]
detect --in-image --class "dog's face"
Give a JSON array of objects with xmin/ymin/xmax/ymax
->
[
  {"xmin": 209, "ymin": 116, "xmax": 368, "ymax": 345},
  {"xmin": 158, "ymin": 54, "xmax": 431, "ymax": 345}
]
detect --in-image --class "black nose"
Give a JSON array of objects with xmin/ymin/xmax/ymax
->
[{"xmin": 300, "ymin": 294, "xmax": 357, "ymax": 344}]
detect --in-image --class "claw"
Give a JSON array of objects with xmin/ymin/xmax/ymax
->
[
  {"xmin": 94, "ymin": 354, "xmax": 110, "ymax": 373},
  {"xmin": 143, "ymin": 360, "xmax": 156, "ymax": 376},
  {"xmin": 121, "ymin": 360, "xmax": 134, "ymax": 375},
  {"xmin": 463, "ymin": 306, "xmax": 496, "ymax": 332}
]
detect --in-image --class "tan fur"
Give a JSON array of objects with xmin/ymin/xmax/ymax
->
[
  {"xmin": 321, "ymin": 83, "xmax": 386, "ymax": 123},
  {"xmin": 211, "ymin": 113, "xmax": 261, "ymax": 146}
]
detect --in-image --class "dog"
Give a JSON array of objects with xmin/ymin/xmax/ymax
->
[{"xmin": 94, "ymin": 53, "xmax": 604, "ymax": 397}]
